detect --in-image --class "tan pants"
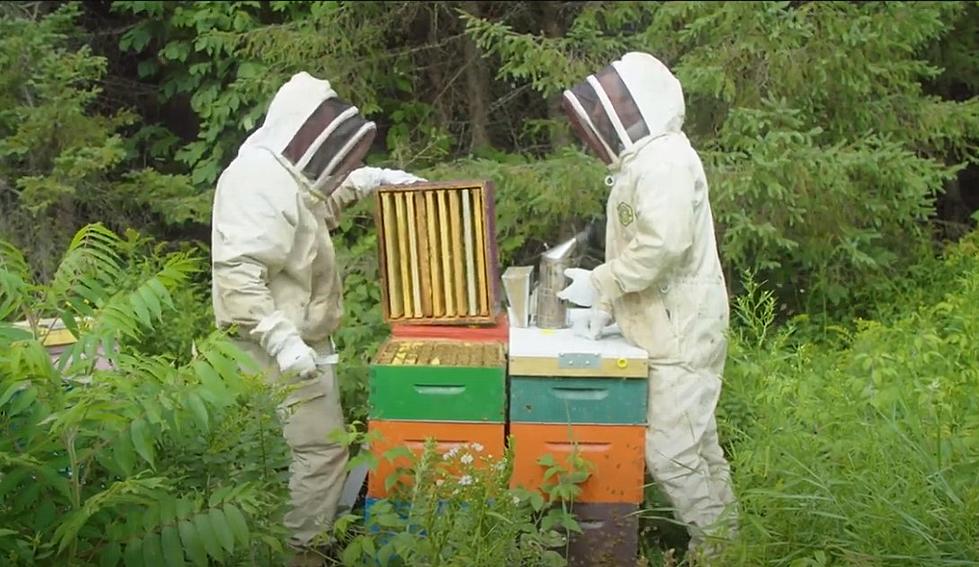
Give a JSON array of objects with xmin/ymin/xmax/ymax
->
[
  {"xmin": 645, "ymin": 363, "xmax": 739, "ymax": 551},
  {"xmin": 233, "ymin": 339, "xmax": 349, "ymax": 548}
]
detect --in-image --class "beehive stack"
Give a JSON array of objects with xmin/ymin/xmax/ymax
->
[
  {"xmin": 366, "ymin": 339, "xmax": 507, "ymax": 498},
  {"xmin": 365, "ymin": 180, "xmax": 508, "ymax": 512},
  {"xmin": 507, "ymin": 309, "xmax": 649, "ymax": 566}
]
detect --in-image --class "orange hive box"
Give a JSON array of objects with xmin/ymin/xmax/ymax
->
[
  {"xmin": 509, "ymin": 423, "xmax": 646, "ymax": 504},
  {"xmin": 367, "ymin": 420, "xmax": 505, "ymax": 499}
]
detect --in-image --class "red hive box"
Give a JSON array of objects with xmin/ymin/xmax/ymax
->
[{"xmin": 390, "ymin": 312, "xmax": 509, "ymax": 343}]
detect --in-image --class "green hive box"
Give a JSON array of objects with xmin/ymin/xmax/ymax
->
[
  {"xmin": 369, "ymin": 338, "xmax": 507, "ymax": 423},
  {"xmin": 508, "ymin": 376, "xmax": 647, "ymax": 425}
]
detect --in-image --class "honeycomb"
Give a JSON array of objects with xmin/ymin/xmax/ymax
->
[{"xmin": 374, "ymin": 340, "xmax": 505, "ymax": 367}]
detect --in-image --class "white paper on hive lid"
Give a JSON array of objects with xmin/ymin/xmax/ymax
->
[{"xmin": 508, "ymin": 308, "xmax": 648, "ymax": 360}]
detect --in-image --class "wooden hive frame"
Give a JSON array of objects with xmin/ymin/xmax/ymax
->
[
  {"xmin": 373, "ymin": 179, "xmax": 501, "ymax": 326},
  {"xmin": 372, "ymin": 338, "xmax": 506, "ymax": 368}
]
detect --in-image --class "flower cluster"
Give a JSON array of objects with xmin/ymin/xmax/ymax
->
[{"xmin": 424, "ymin": 441, "xmax": 513, "ymax": 499}]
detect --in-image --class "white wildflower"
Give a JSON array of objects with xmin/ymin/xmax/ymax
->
[
  {"xmin": 512, "ymin": 496, "xmax": 520, "ymax": 505},
  {"xmin": 472, "ymin": 443, "xmax": 485, "ymax": 453},
  {"xmin": 459, "ymin": 475, "xmax": 474, "ymax": 486},
  {"xmin": 460, "ymin": 453, "xmax": 474, "ymax": 465},
  {"xmin": 436, "ymin": 479, "xmax": 444, "ymax": 487},
  {"xmin": 443, "ymin": 447, "xmax": 459, "ymax": 461}
]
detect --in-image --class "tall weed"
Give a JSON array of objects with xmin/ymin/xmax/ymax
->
[{"xmin": 716, "ymin": 233, "xmax": 979, "ymax": 566}]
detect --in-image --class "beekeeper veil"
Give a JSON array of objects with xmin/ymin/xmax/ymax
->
[
  {"xmin": 242, "ymin": 72, "xmax": 377, "ymax": 197},
  {"xmin": 562, "ymin": 52, "xmax": 686, "ymax": 166}
]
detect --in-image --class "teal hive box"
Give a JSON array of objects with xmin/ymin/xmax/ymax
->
[{"xmin": 508, "ymin": 376, "xmax": 647, "ymax": 425}]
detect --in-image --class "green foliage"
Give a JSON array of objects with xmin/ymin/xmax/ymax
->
[
  {"xmin": 715, "ymin": 231, "xmax": 979, "ymax": 566},
  {"xmin": 112, "ymin": 1, "xmax": 430, "ymax": 186},
  {"xmin": 0, "ymin": 224, "xmax": 292, "ymax": 566},
  {"xmin": 0, "ymin": 4, "xmax": 206, "ymax": 279},
  {"xmin": 334, "ymin": 431, "xmax": 592, "ymax": 567},
  {"xmin": 464, "ymin": 1, "xmax": 979, "ymax": 316},
  {"xmin": 114, "ymin": 0, "xmax": 284, "ymax": 187}
]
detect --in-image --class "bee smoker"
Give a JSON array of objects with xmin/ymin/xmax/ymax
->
[{"xmin": 534, "ymin": 225, "xmax": 595, "ymax": 329}]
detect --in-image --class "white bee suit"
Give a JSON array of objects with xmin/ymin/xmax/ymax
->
[
  {"xmin": 210, "ymin": 72, "xmax": 423, "ymax": 549},
  {"xmin": 560, "ymin": 53, "xmax": 739, "ymax": 551}
]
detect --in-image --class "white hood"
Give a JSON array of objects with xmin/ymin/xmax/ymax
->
[
  {"xmin": 241, "ymin": 72, "xmax": 377, "ymax": 197},
  {"xmin": 562, "ymin": 52, "xmax": 685, "ymax": 168}
]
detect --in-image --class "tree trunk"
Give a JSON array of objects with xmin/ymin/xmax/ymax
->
[
  {"xmin": 461, "ymin": 1, "xmax": 491, "ymax": 154},
  {"xmin": 426, "ymin": 4, "xmax": 452, "ymax": 128},
  {"xmin": 541, "ymin": 1, "xmax": 570, "ymax": 150}
]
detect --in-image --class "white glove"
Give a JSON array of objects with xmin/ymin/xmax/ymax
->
[
  {"xmin": 251, "ymin": 311, "xmax": 318, "ymax": 378},
  {"xmin": 572, "ymin": 308, "xmax": 613, "ymax": 341},
  {"xmin": 343, "ymin": 167, "xmax": 427, "ymax": 200},
  {"xmin": 382, "ymin": 170, "xmax": 427, "ymax": 186},
  {"xmin": 275, "ymin": 336, "xmax": 318, "ymax": 378},
  {"xmin": 557, "ymin": 268, "xmax": 598, "ymax": 308}
]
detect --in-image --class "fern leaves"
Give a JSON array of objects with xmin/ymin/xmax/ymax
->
[
  {"xmin": 57, "ymin": 241, "xmax": 199, "ymax": 370},
  {"xmin": 0, "ymin": 239, "xmax": 31, "ymax": 322},
  {"xmin": 0, "ymin": 225, "xmax": 292, "ymax": 565},
  {"xmin": 2, "ymin": 222, "xmax": 201, "ymax": 372},
  {"xmin": 54, "ymin": 486, "xmax": 256, "ymax": 567},
  {"xmin": 47, "ymin": 223, "xmax": 125, "ymax": 318},
  {"xmin": 116, "ymin": 493, "xmax": 253, "ymax": 567}
]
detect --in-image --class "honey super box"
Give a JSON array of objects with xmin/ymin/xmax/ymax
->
[{"xmin": 373, "ymin": 179, "xmax": 502, "ymax": 326}]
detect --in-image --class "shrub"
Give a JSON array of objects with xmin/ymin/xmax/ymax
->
[
  {"xmin": 715, "ymin": 232, "xmax": 979, "ymax": 566},
  {"xmin": 334, "ymin": 431, "xmax": 596, "ymax": 567},
  {"xmin": 0, "ymin": 224, "xmax": 294, "ymax": 566}
]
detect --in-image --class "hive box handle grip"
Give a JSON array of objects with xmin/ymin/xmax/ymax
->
[
  {"xmin": 404, "ymin": 440, "xmax": 471, "ymax": 450},
  {"xmin": 579, "ymin": 520, "xmax": 607, "ymax": 529},
  {"xmin": 543, "ymin": 441, "xmax": 611, "ymax": 453},
  {"xmin": 412, "ymin": 385, "xmax": 466, "ymax": 395},
  {"xmin": 552, "ymin": 387, "xmax": 608, "ymax": 401}
]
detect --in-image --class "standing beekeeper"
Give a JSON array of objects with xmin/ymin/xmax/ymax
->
[
  {"xmin": 210, "ymin": 72, "xmax": 425, "ymax": 565},
  {"xmin": 556, "ymin": 52, "xmax": 739, "ymax": 558}
]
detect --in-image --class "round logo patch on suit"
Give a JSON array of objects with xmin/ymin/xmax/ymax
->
[{"xmin": 617, "ymin": 202, "xmax": 635, "ymax": 227}]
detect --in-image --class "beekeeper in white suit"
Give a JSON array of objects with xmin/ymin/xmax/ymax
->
[
  {"xmin": 557, "ymin": 52, "xmax": 739, "ymax": 557},
  {"xmin": 210, "ymin": 72, "xmax": 424, "ymax": 564}
]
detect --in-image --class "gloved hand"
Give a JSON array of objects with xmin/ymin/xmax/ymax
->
[
  {"xmin": 382, "ymin": 170, "xmax": 427, "ymax": 186},
  {"xmin": 274, "ymin": 335, "xmax": 318, "ymax": 378},
  {"xmin": 251, "ymin": 311, "xmax": 318, "ymax": 378},
  {"xmin": 557, "ymin": 268, "xmax": 598, "ymax": 308},
  {"xmin": 572, "ymin": 308, "xmax": 613, "ymax": 340},
  {"xmin": 343, "ymin": 167, "xmax": 427, "ymax": 200}
]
